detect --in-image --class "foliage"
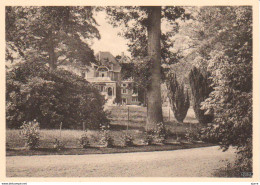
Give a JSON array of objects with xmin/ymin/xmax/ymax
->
[
  {"xmin": 99, "ymin": 124, "xmax": 114, "ymax": 147},
  {"xmin": 53, "ymin": 138, "xmax": 65, "ymax": 151},
  {"xmin": 166, "ymin": 73, "xmax": 190, "ymax": 123},
  {"xmin": 123, "ymin": 133, "xmax": 134, "ymax": 147},
  {"xmin": 132, "ymin": 57, "xmax": 153, "ymax": 89},
  {"xmin": 187, "ymin": 7, "xmax": 252, "ymax": 173},
  {"xmin": 106, "ymin": 6, "xmax": 189, "ymax": 63},
  {"xmin": 144, "ymin": 132, "xmax": 154, "ymax": 145},
  {"xmin": 6, "ymin": 6, "xmax": 100, "ymax": 68},
  {"xmin": 214, "ymin": 161, "xmax": 252, "ymax": 178},
  {"xmin": 185, "ymin": 127, "xmax": 201, "ymax": 143},
  {"xmin": 189, "ymin": 67, "xmax": 213, "ymax": 125},
  {"xmin": 6, "ymin": 60, "xmax": 109, "ymax": 129},
  {"xmin": 120, "ymin": 63, "xmax": 135, "ymax": 80},
  {"xmin": 144, "ymin": 122, "xmax": 166, "ymax": 145},
  {"xmin": 79, "ymin": 132, "xmax": 91, "ymax": 149},
  {"xmin": 20, "ymin": 120, "xmax": 40, "ymax": 149}
]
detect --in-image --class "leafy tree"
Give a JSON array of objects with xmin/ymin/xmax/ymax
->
[
  {"xmin": 6, "ymin": 60, "xmax": 109, "ymax": 129},
  {"xmin": 106, "ymin": 6, "xmax": 189, "ymax": 131},
  {"xmin": 120, "ymin": 63, "xmax": 135, "ymax": 80},
  {"xmin": 6, "ymin": 6, "xmax": 100, "ymax": 69},
  {"xmin": 166, "ymin": 73, "xmax": 190, "ymax": 123},
  {"xmin": 186, "ymin": 6, "xmax": 252, "ymax": 174}
]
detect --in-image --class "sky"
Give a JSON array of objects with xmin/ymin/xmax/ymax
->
[
  {"xmin": 91, "ymin": 11, "xmax": 131, "ymax": 57},
  {"xmin": 90, "ymin": 10, "xmax": 193, "ymax": 58}
]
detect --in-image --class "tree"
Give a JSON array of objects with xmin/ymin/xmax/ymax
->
[
  {"xmin": 6, "ymin": 60, "xmax": 109, "ymax": 129},
  {"xmin": 166, "ymin": 73, "xmax": 190, "ymax": 123},
  {"xmin": 189, "ymin": 67, "xmax": 213, "ymax": 125},
  {"xmin": 184, "ymin": 6, "xmax": 252, "ymax": 174},
  {"xmin": 106, "ymin": 6, "xmax": 189, "ymax": 131},
  {"xmin": 145, "ymin": 6, "xmax": 163, "ymax": 130},
  {"xmin": 6, "ymin": 6, "xmax": 100, "ymax": 69}
]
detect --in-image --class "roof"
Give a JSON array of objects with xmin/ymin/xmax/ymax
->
[{"xmin": 96, "ymin": 51, "xmax": 121, "ymax": 72}]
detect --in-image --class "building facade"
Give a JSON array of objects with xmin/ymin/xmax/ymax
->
[{"xmin": 84, "ymin": 51, "xmax": 140, "ymax": 105}]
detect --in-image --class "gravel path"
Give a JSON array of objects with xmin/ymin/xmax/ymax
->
[{"xmin": 6, "ymin": 146, "xmax": 236, "ymax": 177}]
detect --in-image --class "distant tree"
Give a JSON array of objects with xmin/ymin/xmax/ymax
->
[
  {"xmin": 106, "ymin": 6, "xmax": 189, "ymax": 131},
  {"xmin": 6, "ymin": 6, "xmax": 100, "ymax": 69},
  {"xmin": 189, "ymin": 67, "xmax": 213, "ymax": 125},
  {"xmin": 120, "ymin": 63, "xmax": 135, "ymax": 80},
  {"xmin": 166, "ymin": 73, "xmax": 190, "ymax": 123}
]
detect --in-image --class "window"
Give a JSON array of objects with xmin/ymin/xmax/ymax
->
[
  {"xmin": 132, "ymin": 97, "xmax": 138, "ymax": 102},
  {"xmin": 108, "ymin": 87, "xmax": 112, "ymax": 96},
  {"xmin": 100, "ymin": 72, "xmax": 106, "ymax": 77},
  {"xmin": 122, "ymin": 88, "xmax": 127, "ymax": 94},
  {"xmin": 122, "ymin": 83, "xmax": 126, "ymax": 87},
  {"xmin": 122, "ymin": 98, "xmax": 127, "ymax": 104}
]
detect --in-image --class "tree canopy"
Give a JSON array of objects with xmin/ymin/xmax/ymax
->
[
  {"xmin": 6, "ymin": 6, "xmax": 100, "ymax": 69},
  {"xmin": 6, "ymin": 60, "xmax": 109, "ymax": 129},
  {"xmin": 182, "ymin": 6, "xmax": 252, "ymax": 173}
]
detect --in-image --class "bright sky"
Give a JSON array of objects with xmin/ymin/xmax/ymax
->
[
  {"xmin": 91, "ymin": 10, "xmax": 187, "ymax": 58},
  {"xmin": 92, "ymin": 11, "xmax": 131, "ymax": 57}
]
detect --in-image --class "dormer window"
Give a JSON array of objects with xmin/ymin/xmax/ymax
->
[{"xmin": 97, "ymin": 66, "xmax": 108, "ymax": 78}]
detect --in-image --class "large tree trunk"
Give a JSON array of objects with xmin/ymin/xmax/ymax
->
[{"xmin": 146, "ymin": 6, "xmax": 163, "ymax": 131}]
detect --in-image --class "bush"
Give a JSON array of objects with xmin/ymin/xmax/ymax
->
[
  {"xmin": 189, "ymin": 67, "xmax": 213, "ymax": 125},
  {"xmin": 123, "ymin": 133, "xmax": 134, "ymax": 147},
  {"xmin": 144, "ymin": 122, "xmax": 166, "ymax": 145},
  {"xmin": 99, "ymin": 124, "xmax": 114, "ymax": 147},
  {"xmin": 166, "ymin": 73, "xmax": 190, "ymax": 123},
  {"xmin": 185, "ymin": 127, "xmax": 201, "ymax": 143},
  {"xmin": 53, "ymin": 138, "xmax": 65, "ymax": 151},
  {"xmin": 79, "ymin": 132, "xmax": 91, "ymax": 149},
  {"xmin": 214, "ymin": 144, "xmax": 252, "ymax": 178},
  {"xmin": 6, "ymin": 60, "xmax": 109, "ymax": 129},
  {"xmin": 20, "ymin": 120, "xmax": 40, "ymax": 149}
]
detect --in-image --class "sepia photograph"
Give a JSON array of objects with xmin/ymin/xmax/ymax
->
[{"xmin": 2, "ymin": 1, "xmax": 259, "ymax": 181}]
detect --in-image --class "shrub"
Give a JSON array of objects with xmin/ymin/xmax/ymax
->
[
  {"xmin": 189, "ymin": 67, "xmax": 213, "ymax": 125},
  {"xmin": 79, "ymin": 132, "xmax": 91, "ymax": 149},
  {"xmin": 20, "ymin": 120, "xmax": 40, "ymax": 149},
  {"xmin": 166, "ymin": 73, "xmax": 190, "ymax": 123},
  {"xmin": 53, "ymin": 138, "xmax": 65, "ymax": 151},
  {"xmin": 144, "ymin": 122, "xmax": 166, "ymax": 145},
  {"xmin": 185, "ymin": 127, "xmax": 201, "ymax": 143},
  {"xmin": 6, "ymin": 60, "xmax": 109, "ymax": 129},
  {"xmin": 123, "ymin": 133, "xmax": 134, "ymax": 147},
  {"xmin": 144, "ymin": 132, "xmax": 154, "ymax": 145},
  {"xmin": 99, "ymin": 124, "xmax": 114, "ymax": 147}
]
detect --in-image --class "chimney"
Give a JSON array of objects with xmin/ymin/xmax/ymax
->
[{"xmin": 121, "ymin": 52, "xmax": 124, "ymax": 58}]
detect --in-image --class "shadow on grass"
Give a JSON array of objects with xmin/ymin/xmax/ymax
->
[{"xmin": 6, "ymin": 142, "xmax": 215, "ymax": 156}]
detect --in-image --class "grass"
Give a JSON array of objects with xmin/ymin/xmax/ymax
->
[
  {"xmin": 6, "ymin": 127, "xmax": 195, "ymax": 149},
  {"xmin": 6, "ymin": 105, "xmax": 206, "ymax": 156},
  {"xmin": 107, "ymin": 106, "xmax": 198, "ymax": 130}
]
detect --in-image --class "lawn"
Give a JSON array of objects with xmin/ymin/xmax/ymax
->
[
  {"xmin": 107, "ymin": 106, "xmax": 198, "ymax": 130},
  {"xmin": 6, "ymin": 105, "xmax": 206, "ymax": 156}
]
